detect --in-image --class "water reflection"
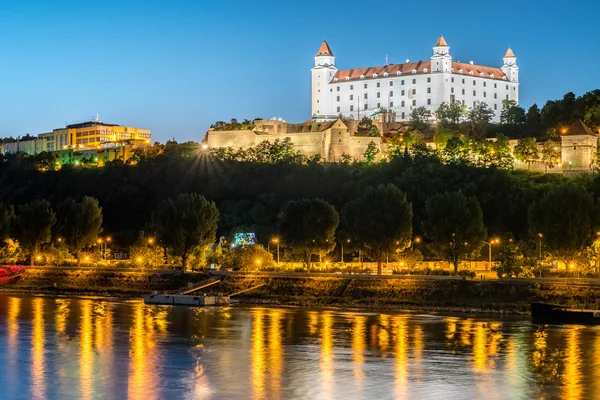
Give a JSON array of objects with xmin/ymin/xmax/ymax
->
[{"xmin": 0, "ymin": 296, "xmax": 599, "ymax": 399}]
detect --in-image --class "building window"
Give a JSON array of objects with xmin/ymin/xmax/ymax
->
[
  {"xmin": 427, "ymin": 99, "xmax": 431, "ymax": 105},
  {"xmin": 462, "ymin": 79, "xmax": 465, "ymax": 84},
  {"xmin": 506, "ymin": 94, "xmax": 509, "ymax": 100},
  {"xmin": 427, "ymin": 77, "xmax": 431, "ymax": 83},
  {"xmin": 494, "ymin": 104, "xmax": 497, "ymax": 110},
  {"xmin": 401, "ymin": 90, "xmax": 405, "ymax": 96},
  {"xmin": 450, "ymin": 94, "xmax": 455, "ymax": 102},
  {"xmin": 377, "ymin": 82, "xmax": 380, "ymax": 88},
  {"xmin": 390, "ymin": 102, "xmax": 394, "ymax": 107},
  {"xmin": 337, "ymin": 86, "xmax": 340, "ymax": 91},
  {"xmin": 451, "ymin": 77, "xmax": 455, "ymax": 83},
  {"xmin": 364, "ymin": 84, "xmax": 368, "ymax": 89},
  {"xmin": 401, "ymin": 80, "xmax": 405, "ymax": 85},
  {"xmin": 390, "ymin": 91, "xmax": 394, "ymax": 97},
  {"xmin": 473, "ymin": 80, "xmax": 476, "ymax": 85},
  {"xmin": 473, "ymin": 101, "xmax": 477, "ymax": 107},
  {"xmin": 364, "ymin": 93, "xmax": 368, "ymax": 99},
  {"xmin": 337, "ymin": 96, "xmax": 340, "ymax": 101},
  {"xmin": 451, "ymin": 87, "xmax": 454, "ymax": 93},
  {"xmin": 377, "ymin": 92, "xmax": 380, "ymax": 98},
  {"xmin": 462, "ymin": 100, "xmax": 465, "ymax": 105},
  {"xmin": 364, "ymin": 104, "xmax": 368, "ymax": 110},
  {"xmin": 574, "ymin": 144, "xmax": 577, "ymax": 151},
  {"xmin": 350, "ymin": 95, "xmax": 354, "ymax": 100},
  {"xmin": 350, "ymin": 85, "xmax": 354, "ymax": 90},
  {"xmin": 350, "ymin": 105, "xmax": 354, "ymax": 111},
  {"xmin": 377, "ymin": 102, "xmax": 380, "ymax": 108},
  {"xmin": 412, "ymin": 89, "xmax": 416, "ymax": 95},
  {"xmin": 494, "ymin": 83, "xmax": 497, "ymax": 88},
  {"xmin": 401, "ymin": 101, "xmax": 405, "ymax": 107},
  {"xmin": 390, "ymin": 81, "xmax": 393, "ymax": 86},
  {"xmin": 412, "ymin": 100, "xmax": 416, "ymax": 106},
  {"xmin": 506, "ymin": 85, "xmax": 509, "ymax": 90},
  {"xmin": 473, "ymin": 90, "xmax": 476, "ymax": 96},
  {"xmin": 484, "ymin": 92, "xmax": 487, "ymax": 98},
  {"xmin": 427, "ymin": 87, "xmax": 431, "ymax": 94},
  {"xmin": 494, "ymin": 93, "xmax": 497, "ymax": 99},
  {"xmin": 401, "ymin": 112, "xmax": 405, "ymax": 119},
  {"xmin": 412, "ymin": 79, "xmax": 416, "ymax": 84},
  {"xmin": 337, "ymin": 106, "xmax": 340, "ymax": 112},
  {"xmin": 483, "ymin": 82, "xmax": 487, "ymax": 87}
]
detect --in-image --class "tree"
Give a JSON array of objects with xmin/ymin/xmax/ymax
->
[
  {"xmin": 0, "ymin": 203, "xmax": 15, "ymax": 242},
  {"xmin": 356, "ymin": 117, "xmax": 380, "ymax": 137},
  {"xmin": 342, "ymin": 184, "xmax": 413, "ymax": 275},
  {"xmin": 423, "ymin": 191, "xmax": 487, "ymax": 274},
  {"xmin": 541, "ymin": 100, "xmax": 561, "ymax": 127},
  {"xmin": 513, "ymin": 137, "xmax": 539, "ymax": 169},
  {"xmin": 279, "ymin": 199, "xmax": 339, "ymax": 272},
  {"xmin": 493, "ymin": 240, "xmax": 525, "ymax": 278},
  {"xmin": 468, "ymin": 103, "xmax": 495, "ymax": 139},
  {"xmin": 526, "ymin": 104, "xmax": 542, "ymax": 126},
  {"xmin": 541, "ymin": 140, "xmax": 561, "ymax": 171},
  {"xmin": 130, "ymin": 231, "xmax": 165, "ymax": 268},
  {"xmin": 15, "ymin": 200, "xmax": 56, "ymax": 266},
  {"xmin": 221, "ymin": 245, "xmax": 274, "ymax": 271},
  {"xmin": 151, "ymin": 193, "xmax": 219, "ymax": 270},
  {"xmin": 409, "ymin": 107, "xmax": 432, "ymax": 132},
  {"xmin": 363, "ymin": 141, "xmax": 379, "ymax": 164},
  {"xmin": 528, "ymin": 183, "xmax": 596, "ymax": 267},
  {"xmin": 435, "ymin": 102, "xmax": 467, "ymax": 130},
  {"xmin": 55, "ymin": 197, "xmax": 103, "ymax": 265},
  {"xmin": 490, "ymin": 135, "xmax": 515, "ymax": 170},
  {"xmin": 500, "ymin": 100, "xmax": 526, "ymax": 124}
]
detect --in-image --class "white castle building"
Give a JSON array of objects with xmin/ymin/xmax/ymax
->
[{"xmin": 311, "ymin": 36, "xmax": 519, "ymax": 122}]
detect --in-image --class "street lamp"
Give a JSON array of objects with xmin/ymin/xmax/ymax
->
[
  {"xmin": 341, "ymin": 239, "xmax": 350, "ymax": 266},
  {"xmin": 255, "ymin": 259, "xmax": 261, "ymax": 271},
  {"xmin": 483, "ymin": 238, "xmax": 500, "ymax": 271},
  {"xmin": 538, "ymin": 233, "xmax": 543, "ymax": 278},
  {"xmin": 272, "ymin": 238, "xmax": 280, "ymax": 267}
]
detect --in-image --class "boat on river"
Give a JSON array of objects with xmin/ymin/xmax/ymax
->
[{"xmin": 531, "ymin": 302, "xmax": 600, "ymax": 325}]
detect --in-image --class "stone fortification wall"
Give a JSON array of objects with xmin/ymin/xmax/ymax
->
[{"xmin": 206, "ymin": 130, "xmax": 323, "ymax": 157}]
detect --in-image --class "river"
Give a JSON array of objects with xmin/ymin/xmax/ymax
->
[{"xmin": 0, "ymin": 295, "xmax": 597, "ymax": 399}]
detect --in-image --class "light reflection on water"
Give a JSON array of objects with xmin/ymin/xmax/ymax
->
[{"xmin": 0, "ymin": 295, "xmax": 599, "ymax": 399}]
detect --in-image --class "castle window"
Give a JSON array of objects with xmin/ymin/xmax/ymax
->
[
  {"xmin": 494, "ymin": 93, "xmax": 497, "ymax": 99},
  {"xmin": 317, "ymin": 100, "xmax": 319, "ymax": 103},
  {"xmin": 373, "ymin": 74, "xmax": 378, "ymax": 78},
  {"xmin": 458, "ymin": 70, "xmax": 463, "ymax": 74},
  {"xmin": 337, "ymin": 86, "xmax": 340, "ymax": 91},
  {"xmin": 451, "ymin": 87, "xmax": 454, "ymax": 93},
  {"xmin": 424, "ymin": 68, "xmax": 428, "ymax": 73},
  {"xmin": 377, "ymin": 92, "xmax": 380, "ymax": 98},
  {"xmin": 350, "ymin": 85, "xmax": 353, "ymax": 90},
  {"xmin": 494, "ymin": 83, "xmax": 497, "ymax": 88},
  {"xmin": 390, "ymin": 81, "xmax": 393, "ymax": 86},
  {"xmin": 364, "ymin": 104, "xmax": 368, "ymax": 110},
  {"xmin": 412, "ymin": 89, "xmax": 416, "ymax": 95},
  {"xmin": 491, "ymin": 74, "xmax": 495, "ymax": 79},
  {"xmin": 377, "ymin": 103, "xmax": 380, "ymax": 108},
  {"xmin": 337, "ymin": 106, "xmax": 340, "ymax": 113},
  {"xmin": 451, "ymin": 77, "xmax": 454, "ymax": 83},
  {"xmin": 390, "ymin": 91, "xmax": 394, "ymax": 97},
  {"xmin": 390, "ymin": 102, "xmax": 394, "ymax": 107},
  {"xmin": 494, "ymin": 104, "xmax": 497, "ymax": 110},
  {"xmin": 503, "ymin": 76, "xmax": 507, "ymax": 80},
  {"xmin": 473, "ymin": 80, "xmax": 476, "ymax": 85},
  {"xmin": 483, "ymin": 92, "xmax": 487, "ymax": 98},
  {"xmin": 360, "ymin": 75, "xmax": 365, "ymax": 79},
  {"xmin": 364, "ymin": 93, "xmax": 368, "ymax": 99},
  {"xmin": 483, "ymin": 82, "xmax": 487, "ymax": 87},
  {"xmin": 377, "ymin": 82, "xmax": 380, "ymax": 88},
  {"xmin": 473, "ymin": 90, "xmax": 476, "ymax": 96},
  {"xmin": 401, "ymin": 80, "xmax": 405, "ymax": 85},
  {"xmin": 462, "ymin": 89, "xmax": 465, "ymax": 95},
  {"xmin": 412, "ymin": 70, "xmax": 417, "ymax": 74},
  {"xmin": 334, "ymin": 78, "xmax": 338, "ymax": 82},
  {"xmin": 346, "ymin": 77, "xmax": 350, "ymax": 81},
  {"xmin": 506, "ymin": 85, "xmax": 509, "ymax": 90},
  {"xmin": 506, "ymin": 94, "xmax": 509, "ymax": 100},
  {"xmin": 462, "ymin": 79, "xmax": 465, "ymax": 84},
  {"xmin": 384, "ymin": 72, "xmax": 389, "ymax": 77},
  {"xmin": 427, "ymin": 87, "xmax": 431, "ymax": 94},
  {"xmin": 350, "ymin": 105, "xmax": 354, "ymax": 111},
  {"xmin": 427, "ymin": 77, "xmax": 431, "ymax": 83},
  {"xmin": 364, "ymin": 83, "xmax": 367, "ymax": 89},
  {"xmin": 469, "ymin": 71, "xmax": 474, "ymax": 76},
  {"xmin": 412, "ymin": 100, "xmax": 416, "ymax": 106},
  {"xmin": 480, "ymin": 72, "xmax": 484, "ymax": 77},
  {"xmin": 427, "ymin": 99, "xmax": 431, "ymax": 105},
  {"xmin": 473, "ymin": 101, "xmax": 477, "ymax": 107},
  {"xmin": 397, "ymin": 71, "xmax": 401, "ymax": 75},
  {"xmin": 330, "ymin": 89, "xmax": 332, "ymax": 92},
  {"xmin": 401, "ymin": 112, "xmax": 405, "ymax": 119},
  {"xmin": 450, "ymin": 94, "xmax": 455, "ymax": 102},
  {"xmin": 337, "ymin": 96, "xmax": 340, "ymax": 101},
  {"xmin": 412, "ymin": 79, "xmax": 416, "ymax": 84},
  {"xmin": 401, "ymin": 101, "xmax": 405, "ymax": 107},
  {"xmin": 350, "ymin": 95, "xmax": 354, "ymax": 100},
  {"xmin": 401, "ymin": 90, "xmax": 405, "ymax": 96}
]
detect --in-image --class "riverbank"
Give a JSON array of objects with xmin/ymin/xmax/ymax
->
[{"xmin": 4, "ymin": 268, "xmax": 600, "ymax": 314}]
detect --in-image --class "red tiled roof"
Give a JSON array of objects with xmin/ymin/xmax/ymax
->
[
  {"xmin": 435, "ymin": 35, "xmax": 448, "ymax": 47},
  {"xmin": 316, "ymin": 41, "xmax": 334, "ymax": 57},
  {"xmin": 331, "ymin": 61, "xmax": 508, "ymax": 83},
  {"xmin": 504, "ymin": 48, "xmax": 515, "ymax": 58}
]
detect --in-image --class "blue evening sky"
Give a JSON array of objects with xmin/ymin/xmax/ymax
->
[{"xmin": 0, "ymin": 0, "xmax": 598, "ymax": 143}]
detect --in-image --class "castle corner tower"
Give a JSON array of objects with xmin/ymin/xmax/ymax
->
[{"xmin": 311, "ymin": 41, "xmax": 337, "ymax": 121}]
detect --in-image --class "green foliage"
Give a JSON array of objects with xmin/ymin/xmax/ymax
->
[
  {"xmin": 279, "ymin": 198, "xmax": 339, "ymax": 271},
  {"xmin": 435, "ymin": 101, "xmax": 467, "ymax": 130},
  {"xmin": 493, "ymin": 240, "xmax": 525, "ymax": 278},
  {"xmin": 55, "ymin": 196, "xmax": 103, "ymax": 263},
  {"xmin": 210, "ymin": 138, "xmax": 304, "ymax": 163},
  {"xmin": 211, "ymin": 118, "xmax": 255, "ymax": 131},
  {"xmin": 514, "ymin": 137, "xmax": 539, "ymax": 168},
  {"xmin": 15, "ymin": 199, "xmax": 56, "ymax": 265},
  {"xmin": 395, "ymin": 248, "xmax": 423, "ymax": 270},
  {"xmin": 151, "ymin": 193, "xmax": 219, "ymax": 270},
  {"xmin": 220, "ymin": 244, "xmax": 274, "ymax": 271},
  {"xmin": 342, "ymin": 184, "xmax": 413, "ymax": 274},
  {"xmin": 356, "ymin": 117, "xmax": 380, "ymax": 137},
  {"xmin": 528, "ymin": 183, "xmax": 596, "ymax": 265},
  {"xmin": 130, "ymin": 231, "xmax": 165, "ymax": 268},
  {"xmin": 0, "ymin": 203, "xmax": 15, "ymax": 241},
  {"xmin": 409, "ymin": 107, "xmax": 432, "ymax": 132},
  {"xmin": 541, "ymin": 140, "xmax": 561, "ymax": 170},
  {"xmin": 500, "ymin": 100, "xmax": 526, "ymax": 124},
  {"xmin": 363, "ymin": 141, "xmax": 380, "ymax": 164},
  {"xmin": 0, "ymin": 239, "xmax": 22, "ymax": 264},
  {"xmin": 468, "ymin": 102, "xmax": 495, "ymax": 139},
  {"xmin": 423, "ymin": 191, "xmax": 487, "ymax": 274},
  {"xmin": 526, "ymin": 104, "xmax": 542, "ymax": 126}
]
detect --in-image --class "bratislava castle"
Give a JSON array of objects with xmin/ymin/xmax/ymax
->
[{"xmin": 311, "ymin": 36, "xmax": 519, "ymax": 122}]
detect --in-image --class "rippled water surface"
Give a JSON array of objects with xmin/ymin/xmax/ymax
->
[{"xmin": 0, "ymin": 295, "xmax": 598, "ymax": 399}]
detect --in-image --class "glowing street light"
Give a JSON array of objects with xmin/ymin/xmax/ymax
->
[{"xmin": 483, "ymin": 238, "xmax": 500, "ymax": 271}]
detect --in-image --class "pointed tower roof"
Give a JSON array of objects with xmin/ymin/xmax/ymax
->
[
  {"xmin": 504, "ymin": 48, "xmax": 516, "ymax": 58},
  {"xmin": 435, "ymin": 35, "xmax": 448, "ymax": 47},
  {"xmin": 562, "ymin": 120, "xmax": 596, "ymax": 136},
  {"xmin": 316, "ymin": 41, "xmax": 334, "ymax": 57}
]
